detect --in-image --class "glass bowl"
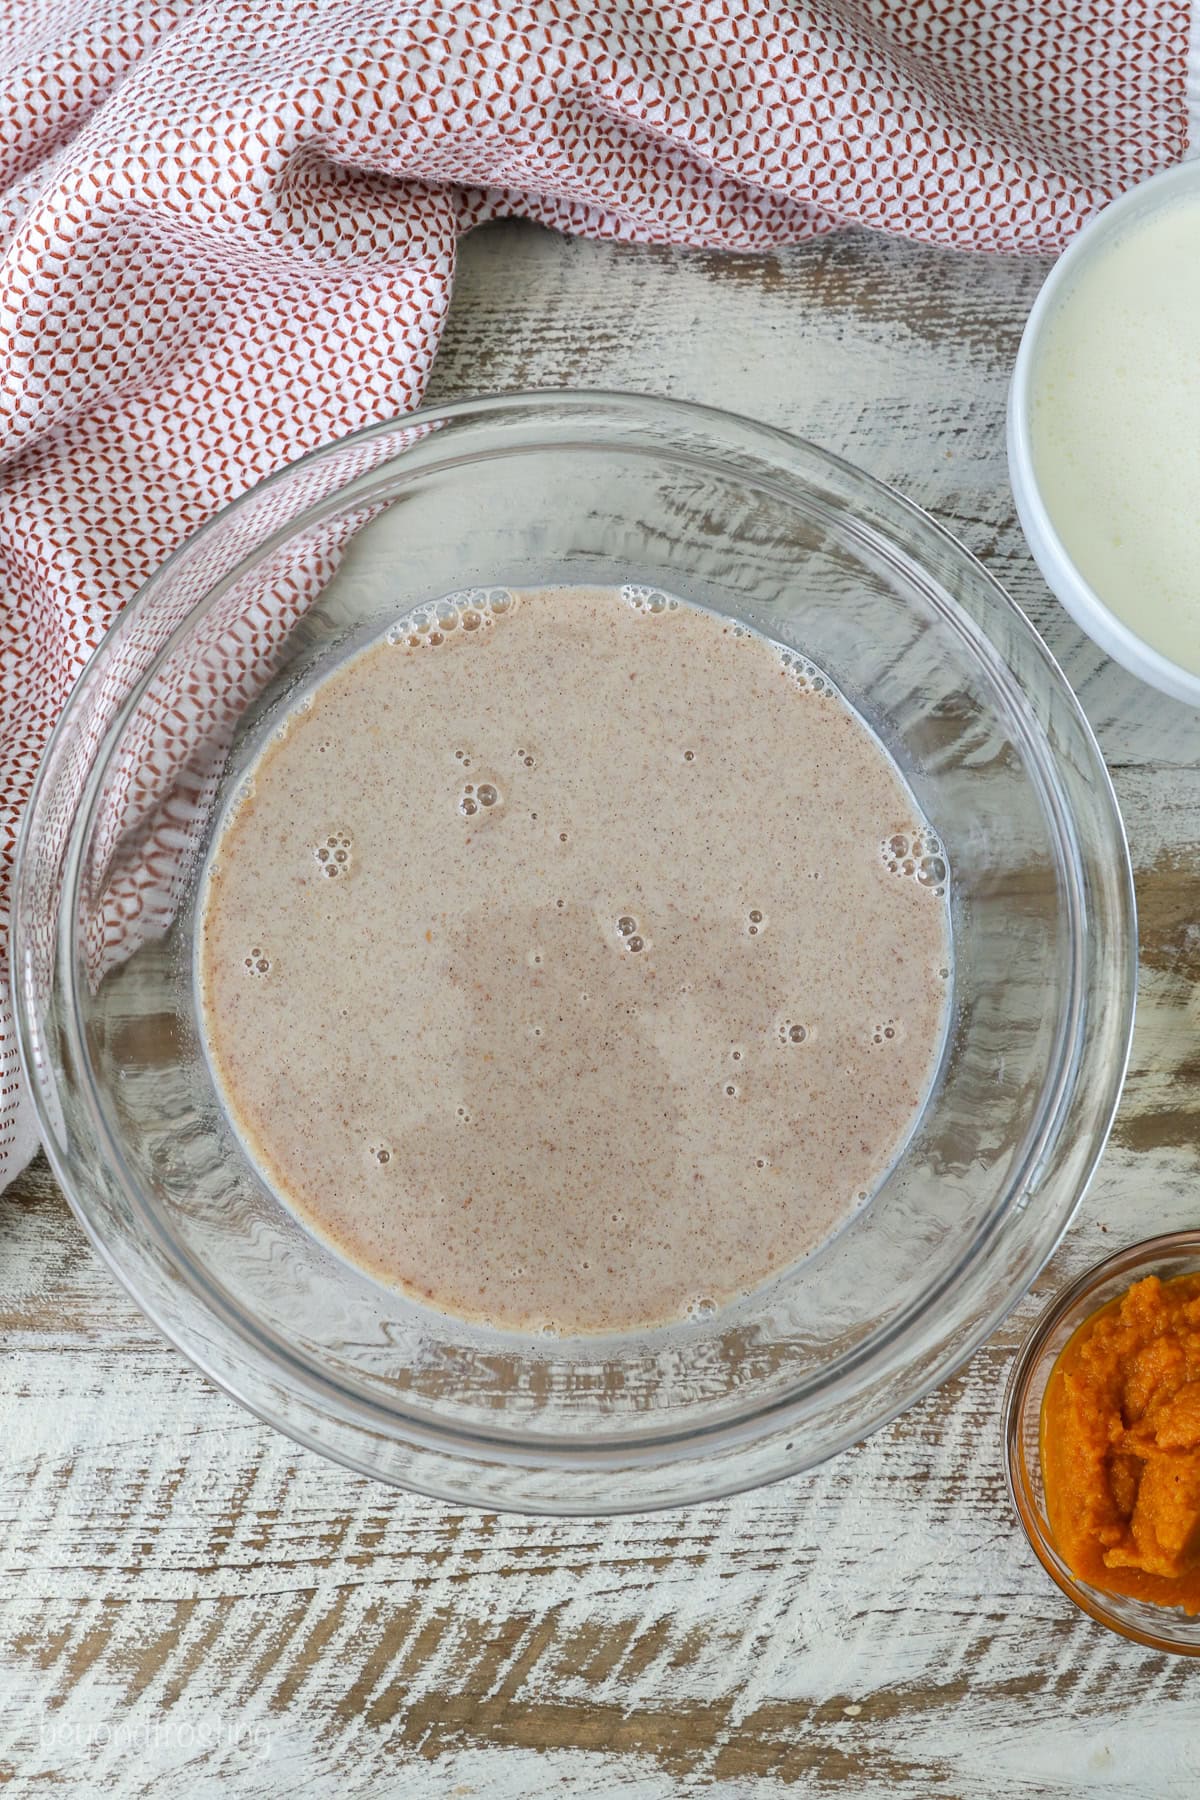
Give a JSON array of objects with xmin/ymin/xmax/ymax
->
[
  {"xmin": 1004, "ymin": 1232, "xmax": 1200, "ymax": 1655},
  {"xmin": 13, "ymin": 391, "xmax": 1135, "ymax": 1514}
]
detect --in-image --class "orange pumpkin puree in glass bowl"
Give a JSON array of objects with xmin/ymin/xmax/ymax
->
[{"xmin": 1042, "ymin": 1272, "xmax": 1200, "ymax": 1612}]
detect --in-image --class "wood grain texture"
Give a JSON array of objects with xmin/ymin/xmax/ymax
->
[{"xmin": 2, "ymin": 220, "xmax": 1199, "ymax": 1798}]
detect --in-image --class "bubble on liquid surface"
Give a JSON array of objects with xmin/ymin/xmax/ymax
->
[
  {"xmin": 243, "ymin": 946, "xmax": 272, "ymax": 976},
  {"xmin": 314, "ymin": 830, "xmax": 353, "ymax": 878},
  {"xmin": 883, "ymin": 828, "xmax": 947, "ymax": 895},
  {"xmin": 687, "ymin": 1296, "xmax": 718, "ymax": 1321},
  {"xmin": 389, "ymin": 588, "xmax": 517, "ymax": 649},
  {"xmin": 444, "ymin": 586, "xmax": 516, "ymax": 625},
  {"xmin": 386, "ymin": 590, "xmax": 514, "ymax": 648},
  {"xmin": 368, "ymin": 1143, "xmax": 392, "ymax": 1166},
  {"xmin": 621, "ymin": 584, "xmax": 676, "ymax": 616},
  {"xmin": 386, "ymin": 603, "xmax": 436, "ymax": 647},
  {"xmin": 778, "ymin": 1018, "xmax": 808, "ymax": 1045},
  {"xmin": 458, "ymin": 778, "xmax": 499, "ymax": 818},
  {"xmin": 778, "ymin": 649, "xmax": 826, "ymax": 693}
]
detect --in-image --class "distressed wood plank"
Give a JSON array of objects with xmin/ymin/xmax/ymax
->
[
  {"xmin": 2, "ymin": 220, "xmax": 1199, "ymax": 1799},
  {"xmin": 428, "ymin": 223, "xmax": 1200, "ymax": 768}
]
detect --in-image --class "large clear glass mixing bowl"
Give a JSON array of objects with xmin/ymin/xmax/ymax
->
[{"xmin": 13, "ymin": 392, "xmax": 1135, "ymax": 1513}]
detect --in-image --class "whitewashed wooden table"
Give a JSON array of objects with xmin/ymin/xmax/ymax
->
[{"xmin": 3, "ymin": 221, "xmax": 1199, "ymax": 1798}]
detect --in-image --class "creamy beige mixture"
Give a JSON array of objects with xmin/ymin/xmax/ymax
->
[{"xmin": 198, "ymin": 585, "xmax": 950, "ymax": 1333}]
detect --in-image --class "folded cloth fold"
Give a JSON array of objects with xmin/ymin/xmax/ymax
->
[{"xmin": 0, "ymin": 0, "xmax": 1192, "ymax": 1185}]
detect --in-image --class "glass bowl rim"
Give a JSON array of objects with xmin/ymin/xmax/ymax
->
[
  {"xmin": 1003, "ymin": 1228, "xmax": 1200, "ymax": 1656},
  {"xmin": 14, "ymin": 388, "xmax": 1138, "ymax": 1506}
]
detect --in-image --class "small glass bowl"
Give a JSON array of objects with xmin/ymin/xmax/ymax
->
[{"xmin": 1004, "ymin": 1231, "xmax": 1200, "ymax": 1655}]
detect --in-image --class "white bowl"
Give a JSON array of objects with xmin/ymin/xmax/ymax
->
[{"xmin": 1008, "ymin": 159, "xmax": 1200, "ymax": 708}]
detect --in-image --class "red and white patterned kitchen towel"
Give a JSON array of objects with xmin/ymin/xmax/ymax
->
[{"xmin": 0, "ymin": 1, "xmax": 1195, "ymax": 1184}]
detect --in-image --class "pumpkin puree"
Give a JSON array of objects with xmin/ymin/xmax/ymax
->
[{"xmin": 1042, "ymin": 1272, "xmax": 1200, "ymax": 1612}]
